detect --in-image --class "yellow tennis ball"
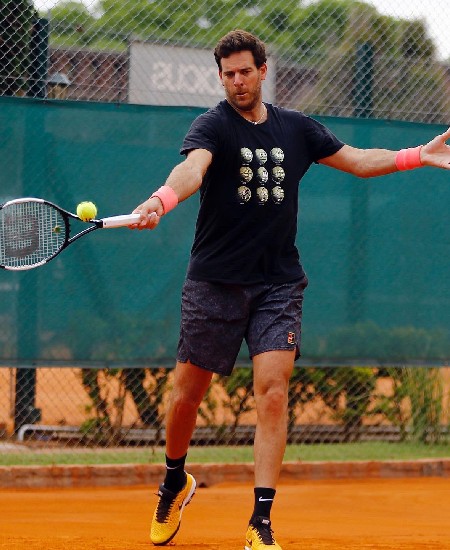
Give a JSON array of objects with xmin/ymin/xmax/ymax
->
[{"xmin": 76, "ymin": 201, "xmax": 97, "ymax": 221}]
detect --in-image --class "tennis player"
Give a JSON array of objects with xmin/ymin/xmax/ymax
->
[{"xmin": 131, "ymin": 29, "xmax": 450, "ymax": 549}]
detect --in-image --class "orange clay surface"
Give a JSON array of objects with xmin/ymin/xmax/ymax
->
[{"xmin": 1, "ymin": 478, "xmax": 450, "ymax": 550}]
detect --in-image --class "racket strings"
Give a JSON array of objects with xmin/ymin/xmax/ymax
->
[{"xmin": 0, "ymin": 202, "xmax": 67, "ymax": 268}]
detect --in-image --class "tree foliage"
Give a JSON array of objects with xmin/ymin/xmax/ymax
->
[
  {"xmin": 42, "ymin": 0, "xmax": 448, "ymax": 121},
  {"xmin": 45, "ymin": 0, "xmax": 436, "ymax": 62}
]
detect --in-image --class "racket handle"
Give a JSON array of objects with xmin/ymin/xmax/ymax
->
[{"xmin": 100, "ymin": 213, "xmax": 141, "ymax": 228}]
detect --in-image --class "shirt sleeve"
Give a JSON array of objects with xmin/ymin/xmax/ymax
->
[
  {"xmin": 303, "ymin": 115, "xmax": 345, "ymax": 162},
  {"xmin": 180, "ymin": 110, "xmax": 221, "ymax": 157}
]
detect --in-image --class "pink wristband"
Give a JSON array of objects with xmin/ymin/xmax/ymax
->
[
  {"xmin": 395, "ymin": 146, "xmax": 423, "ymax": 171},
  {"xmin": 151, "ymin": 185, "xmax": 178, "ymax": 214}
]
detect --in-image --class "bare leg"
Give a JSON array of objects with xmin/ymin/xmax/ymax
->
[
  {"xmin": 252, "ymin": 350, "xmax": 295, "ymax": 488},
  {"xmin": 151, "ymin": 361, "xmax": 212, "ymax": 545},
  {"xmin": 165, "ymin": 360, "xmax": 213, "ymax": 459}
]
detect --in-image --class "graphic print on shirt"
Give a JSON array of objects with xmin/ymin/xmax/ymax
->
[
  {"xmin": 255, "ymin": 148, "xmax": 267, "ymax": 165},
  {"xmin": 241, "ymin": 147, "xmax": 253, "ymax": 164},
  {"xmin": 237, "ymin": 146, "xmax": 286, "ymax": 206}
]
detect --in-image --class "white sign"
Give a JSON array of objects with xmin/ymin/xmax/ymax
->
[{"xmin": 129, "ymin": 41, "xmax": 275, "ymax": 107}]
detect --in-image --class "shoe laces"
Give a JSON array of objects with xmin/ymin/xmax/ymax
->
[
  {"xmin": 251, "ymin": 517, "xmax": 275, "ymax": 545},
  {"xmin": 155, "ymin": 487, "xmax": 176, "ymax": 523}
]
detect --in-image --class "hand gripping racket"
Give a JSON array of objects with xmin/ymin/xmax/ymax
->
[{"xmin": 0, "ymin": 197, "xmax": 141, "ymax": 271}]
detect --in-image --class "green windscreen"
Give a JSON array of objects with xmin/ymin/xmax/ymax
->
[{"xmin": 0, "ymin": 97, "xmax": 448, "ymax": 366}]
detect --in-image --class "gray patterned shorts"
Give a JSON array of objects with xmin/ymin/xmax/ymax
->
[{"xmin": 177, "ymin": 277, "xmax": 308, "ymax": 376}]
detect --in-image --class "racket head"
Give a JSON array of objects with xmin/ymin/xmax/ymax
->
[{"xmin": 0, "ymin": 198, "xmax": 70, "ymax": 270}]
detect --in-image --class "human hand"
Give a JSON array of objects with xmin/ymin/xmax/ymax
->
[
  {"xmin": 421, "ymin": 127, "xmax": 450, "ymax": 169},
  {"xmin": 128, "ymin": 196, "xmax": 163, "ymax": 230}
]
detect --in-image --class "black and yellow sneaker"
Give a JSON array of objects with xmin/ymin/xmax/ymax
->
[
  {"xmin": 244, "ymin": 516, "xmax": 282, "ymax": 550},
  {"xmin": 150, "ymin": 472, "xmax": 196, "ymax": 545}
]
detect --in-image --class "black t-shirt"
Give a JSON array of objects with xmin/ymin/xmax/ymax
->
[{"xmin": 181, "ymin": 100, "xmax": 344, "ymax": 284}]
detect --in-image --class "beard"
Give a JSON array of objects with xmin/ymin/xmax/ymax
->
[{"xmin": 226, "ymin": 80, "xmax": 262, "ymax": 112}]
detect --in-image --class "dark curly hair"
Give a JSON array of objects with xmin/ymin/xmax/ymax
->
[{"xmin": 214, "ymin": 30, "xmax": 267, "ymax": 70}]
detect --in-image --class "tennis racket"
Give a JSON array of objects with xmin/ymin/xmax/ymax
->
[{"xmin": 0, "ymin": 197, "xmax": 142, "ymax": 271}]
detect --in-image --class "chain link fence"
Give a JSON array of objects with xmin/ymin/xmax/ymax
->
[
  {"xmin": 1, "ymin": 1, "xmax": 450, "ymax": 461},
  {"xmin": 1, "ymin": 366, "xmax": 449, "ymax": 464},
  {"xmin": 1, "ymin": 1, "xmax": 450, "ymax": 121}
]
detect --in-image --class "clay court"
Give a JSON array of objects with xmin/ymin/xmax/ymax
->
[{"xmin": 1, "ymin": 477, "xmax": 449, "ymax": 550}]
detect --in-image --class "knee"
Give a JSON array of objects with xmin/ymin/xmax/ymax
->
[
  {"xmin": 256, "ymin": 385, "xmax": 288, "ymax": 419},
  {"xmin": 170, "ymin": 388, "xmax": 203, "ymax": 415}
]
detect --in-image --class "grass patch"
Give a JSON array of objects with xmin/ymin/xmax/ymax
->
[{"xmin": 0, "ymin": 442, "xmax": 448, "ymax": 467}]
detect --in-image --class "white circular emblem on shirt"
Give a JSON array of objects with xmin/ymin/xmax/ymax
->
[
  {"xmin": 237, "ymin": 185, "xmax": 252, "ymax": 203},
  {"xmin": 255, "ymin": 149, "xmax": 267, "ymax": 165},
  {"xmin": 256, "ymin": 186, "xmax": 269, "ymax": 204},
  {"xmin": 240, "ymin": 148, "xmax": 253, "ymax": 164},
  {"xmin": 272, "ymin": 166, "xmax": 285, "ymax": 183},
  {"xmin": 271, "ymin": 186, "xmax": 285, "ymax": 204},
  {"xmin": 257, "ymin": 166, "xmax": 268, "ymax": 183},
  {"xmin": 270, "ymin": 147, "xmax": 284, "ymax": 164},
  {"xmin": 239, "ymin": 166, "xmax": 253, "ymax": 183}
]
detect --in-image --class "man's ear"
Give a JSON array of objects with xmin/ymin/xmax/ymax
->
[
  {"xmin": 260, "ymin": 63, "xmax": 268, "ymax": 81},
  {"xmin": 219, "ymin": 69, "xmax": 224, "ymax": 86}
]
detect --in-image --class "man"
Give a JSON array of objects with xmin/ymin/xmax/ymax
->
[{"xmin": 131, "ymin": 29, "xmax": 450, "ymax": 550}]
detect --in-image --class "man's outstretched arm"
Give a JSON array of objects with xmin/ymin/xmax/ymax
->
[{"xmin": 319, "ymin": 127, "xmax": 450, "ymax": 178}]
